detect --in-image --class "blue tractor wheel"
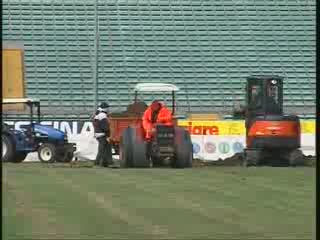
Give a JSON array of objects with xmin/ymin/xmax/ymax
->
[
  {"xmin": 2, "ymin": 134, "xmax": 14, "ymax": 162},
  {"xmin": 38, "ymin": 143, "xmax": 57, "ymax": 163}
]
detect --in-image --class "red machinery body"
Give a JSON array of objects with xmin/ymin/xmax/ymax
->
[
  {"xmin": 109, "ymin": 116, "xmax": 143, "ymax": 144},
  {"xmin": 247, "ymin": 119, "xmax": 301, "ymax": 149}
]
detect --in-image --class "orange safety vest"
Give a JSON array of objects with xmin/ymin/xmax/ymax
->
[{"xmin": 142, "ymin": 104, "xmax": 173, "ymax": 139}]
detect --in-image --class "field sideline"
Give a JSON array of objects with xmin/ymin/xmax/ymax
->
[{"xmin": 2, "ymin": 163, "xmax": 315, "ymax": 239}]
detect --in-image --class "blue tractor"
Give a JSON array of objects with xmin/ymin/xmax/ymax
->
[{"xmin": 2, "ymin": 98, "xmax": 76, "ymax": 163}]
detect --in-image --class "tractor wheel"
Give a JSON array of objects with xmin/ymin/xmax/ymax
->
[
  {"xmin": 243, "ymin": 149, "xmax": 260, "ymax": 167},
  {"xmin": 119, "ymin": 128, "xmax": 134, "ymax": 168},
  {"xmin": 2, "ymin": 134, "xmax": 15, "ymax": 162},
  {"xmin": 131, "ymin": 132, "xmax": 149, "ymax": 168},
  {"xmin": 173, "ymin": 127, "xmax": 193, "ymax": 168},
  {"xmin": 120, "ymin": 127, "xmax": 149, "ymax": 168},
  {"xmin": 12, "ymin": 153, "xmax": 27, "ymax": 163},
  {"xmin": 38, "ymin": 143, "xmax": 57, "ymax": 163},
  {"xmin": 151, "ymin": 157, "xmax": 163, "ymax": 167},
  {"xmin": 288, "ymin": 149, "xmax": 305, "ymax": 167}
]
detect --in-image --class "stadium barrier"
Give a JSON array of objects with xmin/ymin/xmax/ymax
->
[{"xmin": 4, "ymin": 119, "xmax": 315, "ymax": 162}]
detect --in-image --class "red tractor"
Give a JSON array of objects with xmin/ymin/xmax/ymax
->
[
  {"xmin": 113, "ymin": 83, "xmax": 193, "ymax": 168},
  {"xmin": 239, "ymin": 75, "xmax": 305, "ymax": 166}
]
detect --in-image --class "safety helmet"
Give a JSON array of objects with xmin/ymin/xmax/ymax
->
[
  {"xmin": 99, "ymin": 102, "xmax": 109, "ymax": 108},
  {"xmin": 98, "ymin": 102, "xmax": 110, "ymax": 112}
]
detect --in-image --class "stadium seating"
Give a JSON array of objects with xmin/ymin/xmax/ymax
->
[{"xmin": 2, "ymin": 0, "xmax": 315, "ymax": 119}]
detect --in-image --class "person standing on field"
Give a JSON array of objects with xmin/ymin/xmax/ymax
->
[{"xmin": 92, "ymin": 102, "xmax": 113, "ymax": 167}]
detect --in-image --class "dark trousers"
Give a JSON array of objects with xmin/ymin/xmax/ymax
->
[{"xmin": 95, "ymin": 137, "xmax": 113, "ymax": 167}]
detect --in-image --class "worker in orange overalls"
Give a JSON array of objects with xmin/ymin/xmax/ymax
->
[{"xmin": 142, "ymin": 100, "xmax": 173, "ymax": 140}]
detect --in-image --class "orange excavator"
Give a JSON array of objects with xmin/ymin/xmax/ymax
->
[{"xmin": 237, "ymin": 75, "xmax": 305, "ymax": 166}]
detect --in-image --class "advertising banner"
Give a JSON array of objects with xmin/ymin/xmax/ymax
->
[{"xmin": 179, "ymin": 120, "xmax": 315, "ymax": 160}]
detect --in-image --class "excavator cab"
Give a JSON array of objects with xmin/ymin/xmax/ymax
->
[
  {"xmin": 245, "ymin": 76, "xmax": 283, "ymax": 133},
  {"xmin": 233, "ymin": 76, "xmax": 282, "ymax": 120},
  {"xmin": 246, "ymin": 75, "xmax": 283, "ymax": 116}
]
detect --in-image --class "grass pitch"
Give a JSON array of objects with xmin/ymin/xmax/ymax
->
[{"xmin": 2, "ymin": 163, "xmax": 315, "ymax": 239}]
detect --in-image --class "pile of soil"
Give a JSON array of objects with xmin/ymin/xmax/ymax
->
[
  {"xmin": 193, "ymin": 153, "xmax": 244, "ymax": 167},
  {"xmin": 193, "ymin": 153, "xmax": 315, "ymax": 167},
  {"xmin": 109, "ymin": 112, "xmax": 140, "ymax": 118},
  {"xmin": 109, "ymin": 101, "xmax": 148, "ymax": 118},
  {"xmin": 304, "ymin": 155, "xmax": 316, "ymax": 167}
]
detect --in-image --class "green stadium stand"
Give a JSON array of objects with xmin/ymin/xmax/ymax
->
[{"xmin": 2, "ymin": 0, "xmax": 315, "ymax": 119}]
